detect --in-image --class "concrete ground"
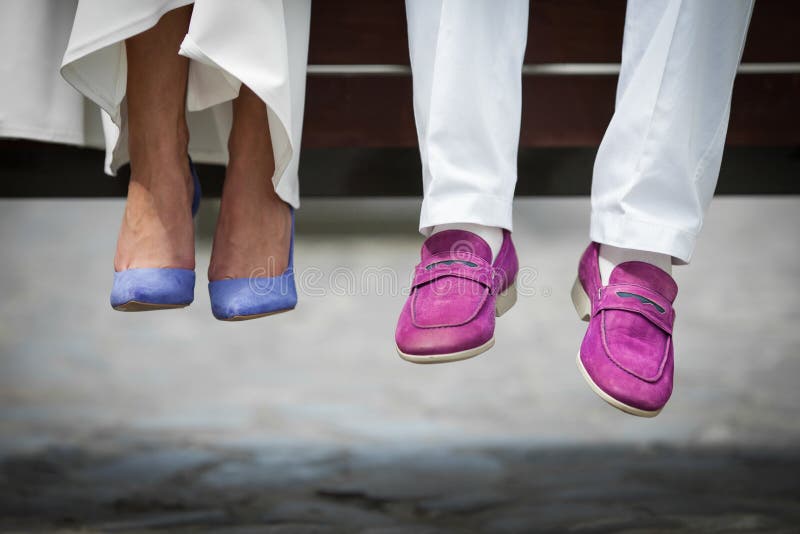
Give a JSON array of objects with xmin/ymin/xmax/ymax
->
[{"xmin": 0, "ymin": 197, "xmax": 798, "ymax": 533}]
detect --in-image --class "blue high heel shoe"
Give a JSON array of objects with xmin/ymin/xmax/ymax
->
[
  {"xmin": 110, "ymin": 159, "xmax": 202, "ymax": 311},
  {"xmin": 208, "ymin": 208, "xmax": 297, "ymax": 321}
]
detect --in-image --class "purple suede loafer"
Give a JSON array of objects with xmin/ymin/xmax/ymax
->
[
  {"xmin": 395, "ymin": 229, "xmax": 518, "ymax": 364},
  {"xmin": 572, "ymin": 242, "xmax": 678, "ymax": 417}
]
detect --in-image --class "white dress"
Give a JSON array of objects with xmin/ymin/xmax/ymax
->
[
  {"xmin": 60, "ymin": 0, "xmax": 310, "ymax": 208},
  {"xmin": 0, "ymin": 0, "xmax": 104, "ymax": 148}
]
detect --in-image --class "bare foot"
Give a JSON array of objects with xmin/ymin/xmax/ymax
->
[
  {"xmin": 114, "ymin": 153, "xmax": 195, "ymax": 271},
  {"xmin": 115, "ymin": 5, "xmax": 195, "ymax": 272},
  {"xmin": 208, "ymin": 164, "xmax": 291, "ymax": 281},
  {"xmin": 208, "ymin": 84, "xmax": 291, "ymax": 281}
]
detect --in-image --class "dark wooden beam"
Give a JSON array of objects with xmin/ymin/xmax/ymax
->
[{"xmin": 307, "ymin": 0, "xmax": 800, "ymax": 65}]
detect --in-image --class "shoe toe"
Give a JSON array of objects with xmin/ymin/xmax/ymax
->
[
  {"xmin": 581, "ymin": 348, "xmax": 673, "ymax": 413},
  {"xmin": 396, "ymin": 300, "xmax": 494, "ymax": 357},
  {"xmin": 111, "ymin": 268, "xmax": 195, "ymax": 308},
  {"xmin": 209, "ymin": 276, "xmax": 297, "ymax": 320}
]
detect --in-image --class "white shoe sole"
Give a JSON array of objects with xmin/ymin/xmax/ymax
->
[
  {"xmin": 495, "ymin": 282, "xmax": 517, "ymax": 318},
  {"xmin": 570, "ymin": 276, "xmax": 591, "ymax": 322},
  {"xmin": 398, "ymin": 337, "xmax": 495, "ymax": 364},
  {"xmin": 397, "ymin": 283, "xmax": 516, "ymax": 364},
  {"xmin": 575, "ymin": 352, "xmax": 661, "ymax": 418},
  {"xmin": 571, "ymin": 276, "xmax": 661, "ymax": 418}
]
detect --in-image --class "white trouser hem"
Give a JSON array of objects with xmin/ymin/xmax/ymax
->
[
  {"xmin": 419, "ymin": 193, "xmax": 513, "ymax": 236},
  {"xmin": 590, "ymin": 211, "xmax": 696, "ymax": 265}
]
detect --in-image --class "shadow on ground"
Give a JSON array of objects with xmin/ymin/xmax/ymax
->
[{"xmin": 2, "ymin": 441, "xmax": 799, "ymax": 533}]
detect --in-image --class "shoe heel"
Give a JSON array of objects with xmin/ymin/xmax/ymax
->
[
  {"xmin": 495, "ymin": 282, "xmax": 517, "ymax": 317},
  {"xmin": 571, "ymin": 277, "xmax": 591, "ymax": 321}
]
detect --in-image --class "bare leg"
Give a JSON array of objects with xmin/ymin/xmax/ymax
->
[
  {"xmin": 114, "ymin": 5, "xmax": 194, "ymax": 272},
  {"xmin": 208, "ymin": 84, "xmax": 291, "ymax": 281}
]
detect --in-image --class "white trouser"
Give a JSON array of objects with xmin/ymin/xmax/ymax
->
[
  {"xmin": 60, "ymin": 0, "xmax": 310, "ymax": 208},
  {"xmin": 405, "ymin": 0, "xmax": 529, "ymax": 235},
  {"xmin": 591, "ymin": 0, "xmax": 753, "ymax": 263},
  {"xmin": 406, "ymin": 0, "xmax": 753, "ymax": 263}
]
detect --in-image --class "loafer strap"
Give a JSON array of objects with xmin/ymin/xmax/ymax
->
[
  {"xmin": 596, "ymin": 284, "xmax": 675, "ymax": 334},
  {"xmin": 413, "ymin": 252, "xmax": 498, "ymax": 293}
]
